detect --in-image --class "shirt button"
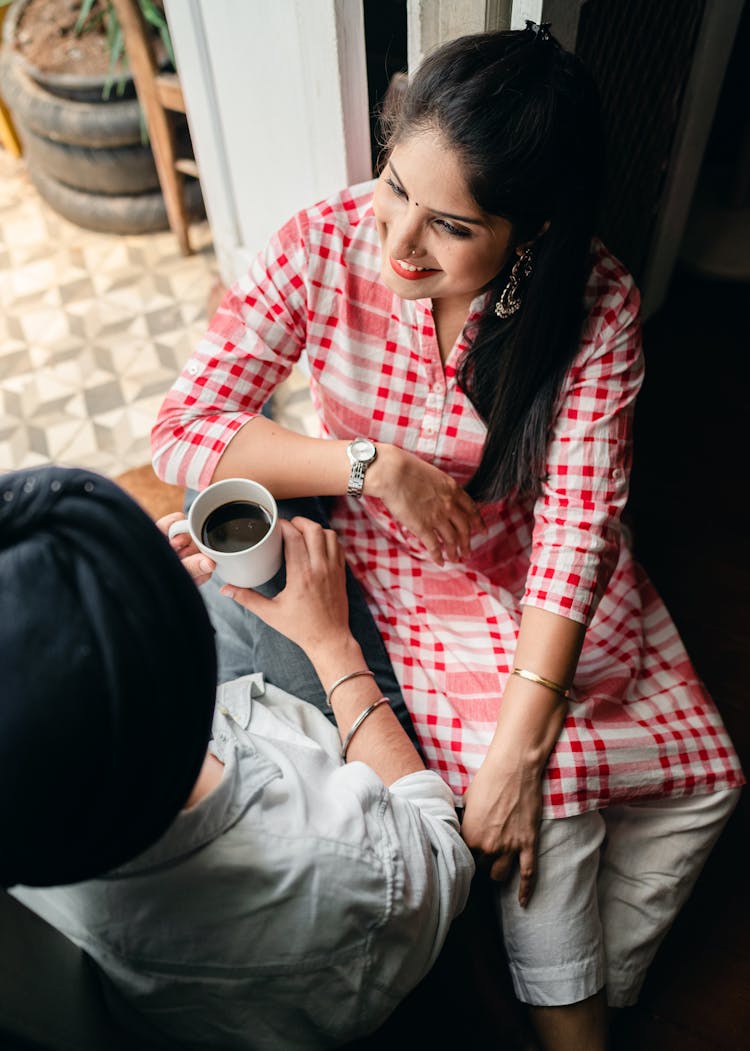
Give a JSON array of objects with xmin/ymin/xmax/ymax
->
[
  {"xmin": 187, "ymin": 363, "xmax": 199, "ymax": 376},
  {"xmin": 423, "ymin": 422, "xmax": 435, "ymax": 436},
  {"xmin": 433, "ymin": 382, "xmax": 444, "ymax": 395}
]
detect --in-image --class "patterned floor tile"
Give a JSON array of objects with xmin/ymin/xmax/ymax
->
[{"xmin": 0, "ymin": 150, "xmax": 315, "ymax": 478}]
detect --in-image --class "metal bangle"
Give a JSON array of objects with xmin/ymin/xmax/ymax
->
[
  {"xmin": 340, "ymin": 697, "xmax": 390, "ymax": 761},
  {"xmin": 325, "ymin": 669, "xmax": 375, "ymax": 709},
  {"xmin": 511, "ymin": 667, "xmax": 570, "ymax": 700}
]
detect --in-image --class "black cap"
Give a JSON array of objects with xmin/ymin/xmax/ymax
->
[{"xmin": 0, "ymin": 466, "xmax": 217, "ymax": 887}]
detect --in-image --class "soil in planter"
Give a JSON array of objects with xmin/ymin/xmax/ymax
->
[
  {"xmin": 13, "ymin": 0, "xmax": 164, "ymax": 79},
  {"xmin": 14, "ymin": 0, "xmax": 126, "ymax": 77}
]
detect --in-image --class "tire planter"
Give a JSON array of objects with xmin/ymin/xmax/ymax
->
[
  {"xmin": 0, "ymin": 0, "xmax": 203, "ymax": 234},
  {"xmin": 21, "ymin": 125, "xmax": 160, "ymax": 194},
  {"xmin": 0, "ymin": 49, "xmax": 142, "ymax": 147},
  {"xmin": 28, "ymin": 161, "xmax": 204, "ymax": 235}
]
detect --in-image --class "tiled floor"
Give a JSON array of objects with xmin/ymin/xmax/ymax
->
[{"xmin": 0, "ymin": 149, "xmax": 316, "ymax": 479}]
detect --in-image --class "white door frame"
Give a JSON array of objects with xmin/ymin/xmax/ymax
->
[{"xmin": 164, "ymin": 0, "xmax": 371, "ymax": 283}]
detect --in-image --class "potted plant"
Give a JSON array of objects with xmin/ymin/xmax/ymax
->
[{"xmin": 0, "ymin": 0, "xmax": 202, "ymax": 233}]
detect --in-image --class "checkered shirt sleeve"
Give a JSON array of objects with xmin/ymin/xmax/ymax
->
[
  {"xmin": 523, "ymin": 252, "xmax": 644, "ymax": 625},
  {"xmin": 151, "ymin": 213, "xmax": 311, "ymax": 488}
]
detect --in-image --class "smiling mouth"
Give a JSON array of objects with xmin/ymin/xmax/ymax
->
[{"xmin": 390, "ymin": 257, "xmax": 440, "ymax": 281}]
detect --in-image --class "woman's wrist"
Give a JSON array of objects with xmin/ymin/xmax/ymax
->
[
  {"xmin": 485, "ymin": 735, "xmax": 551, "ymax": 779},
  {"xmin": 362, "ymin": 442, "xmax": 399, "ymax": 500},
  {"xmin": 490, "ymin": 681, "xmax": 568, "ymax": 774}
]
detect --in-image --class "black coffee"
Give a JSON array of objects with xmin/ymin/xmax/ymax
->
[{"xmin": 201, "ymin": 500, "xmax": 272, "ymax": 553}]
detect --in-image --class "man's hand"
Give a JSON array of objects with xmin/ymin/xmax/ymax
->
[
  {"xmin": 220, "ymin": 517, "xmax": 354, "ymax": 665},
  {"xmin": 156, "ymin": 512, "xmax": 215, "ymax": 586}
]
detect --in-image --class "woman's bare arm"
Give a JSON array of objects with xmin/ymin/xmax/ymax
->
[
  {"xmin": 213, "ymin": 416, "xmax": 484, "ymax": 564},
  {"xmin": 461, "ymin": 604, "xmax": 585, "ymax": 905}
]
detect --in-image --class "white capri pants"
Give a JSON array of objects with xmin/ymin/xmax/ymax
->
[{"xmin": 494, "ymin": 787, "xmax": 740, "ymax": 1008}]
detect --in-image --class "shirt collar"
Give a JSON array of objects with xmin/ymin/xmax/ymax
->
[{"xmin": 104, "ymin": 678, "xmax": 281, "ymax": 878}]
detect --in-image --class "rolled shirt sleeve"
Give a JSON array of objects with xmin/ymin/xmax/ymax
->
[
  {"xmin": 523, "ymin": 255, "xmax": 644, "ymax": 625},
  {"xmin": 384, "ymin": 768, "xmax": 474, "ymax": 971},
  {"xmin": 151, "ymin": 212, "xmax": 311, "ymax": 488}
]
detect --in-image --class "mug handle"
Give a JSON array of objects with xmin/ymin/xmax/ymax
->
[{"xmin": 168, "ymin": 519, "xmax": 191, "ymax": 541}]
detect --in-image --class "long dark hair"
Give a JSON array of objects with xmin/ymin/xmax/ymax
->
[{"xmin": 383, "ymin": 27, "xmax": 603, "ymax": 500}]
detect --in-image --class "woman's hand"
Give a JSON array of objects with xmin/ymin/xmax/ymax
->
[
  {"xmin": 365, "ymin": 445, "xmax": 485, "ymax": 566},
  {"xmin": 156, "ymin": 512, "xmax": 215, "ymax": 586},
  {"xmin": 461, "ymin": 750, "xmax": 544, "ymax": 908}
]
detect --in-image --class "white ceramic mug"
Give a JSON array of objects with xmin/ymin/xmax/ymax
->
[{"xmin": 168, "ymin": 478, "xmax": 282, "ymax": 588}]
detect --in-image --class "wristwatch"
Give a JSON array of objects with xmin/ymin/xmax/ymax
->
[{"xmin": 346, "ymin": 437, "xmax": 377, "ymax": 497}]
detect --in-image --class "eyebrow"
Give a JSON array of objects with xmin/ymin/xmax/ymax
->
[{"xmin": 388, "ymin": 162, "xmax": 485, "ymax": 226}]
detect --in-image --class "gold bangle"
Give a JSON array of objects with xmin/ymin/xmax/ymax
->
[{"xmin": 511, "ymin": 667, "xmax": 570, "ymax": 700}]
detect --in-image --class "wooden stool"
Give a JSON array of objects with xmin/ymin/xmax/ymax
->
[{"xmin": 111, "ymin": 0, "xmax": 199, "ymax": 255}]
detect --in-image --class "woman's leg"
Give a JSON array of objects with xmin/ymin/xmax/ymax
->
[
  {"xmin": 494, "ymin": 811, "xmax": 609, "ymax": 1051},
  {"xmin": 598, "ymin": 786, "xmax": 740, "ymax": 1007}
]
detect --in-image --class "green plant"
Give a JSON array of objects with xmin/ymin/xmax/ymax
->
[
  {"xmin": 0, "ymin": 0, "xmax": 175, "ymax": 99},
  {"xmin": 74, "ymin": 0, "xmax": 174, "ymax": 99}
]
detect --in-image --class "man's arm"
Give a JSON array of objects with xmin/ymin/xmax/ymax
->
[{"xmin": 221, "ymin": 517, "xmax": 424, "ymax": 786}]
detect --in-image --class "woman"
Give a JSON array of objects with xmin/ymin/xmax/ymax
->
[{"xmin": 153, "ymin": 25, "xmax": 743, "ymax": 1050}]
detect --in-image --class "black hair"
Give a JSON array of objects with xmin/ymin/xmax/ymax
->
[{"xmin": 383, "ymin": 27, "xmax": 603, "ymax": 500}]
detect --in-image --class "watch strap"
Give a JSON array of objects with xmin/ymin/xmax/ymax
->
[{"xmin": 347, "ymin": 461, "xmax": 367, "ymax": 497}]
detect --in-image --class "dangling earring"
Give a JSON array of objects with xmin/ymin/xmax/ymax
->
[{"xmin": 495, "ymin": 247, "xmax": 534, "ymax": 318}]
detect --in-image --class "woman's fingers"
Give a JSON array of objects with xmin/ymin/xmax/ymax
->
[
  {"xmin": 481, "ymin": 840, "xmax": 536, "ymax": 907},
  {"xmin": 489, "ymin": 852, "xmax": 515, "ymax": 883},
  {"xmin": 517, "ymin": 844, "xmax": 536, "ymax": 908},
  {"xmin": 414, "ymin": 492, "xmax": 484, "ymax": 565}
]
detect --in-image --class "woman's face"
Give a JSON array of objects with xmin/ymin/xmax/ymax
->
[{"xmin": 373, "ymin": 129, "xmax": 514, "ymax": 310}]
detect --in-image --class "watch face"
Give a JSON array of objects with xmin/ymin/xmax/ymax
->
[{"xmin": 350, "ymin": 438, "xmax": 375, "ymax": 463}]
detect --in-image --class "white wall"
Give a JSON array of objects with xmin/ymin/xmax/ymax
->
[{"xmin": 165, "ymin": 0, "xmax": 371, "ymax": 283}]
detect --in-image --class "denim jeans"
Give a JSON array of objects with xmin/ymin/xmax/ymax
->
[{"xmin": 189, "ymin": 491, "xmax": 422, "ymax": 753}]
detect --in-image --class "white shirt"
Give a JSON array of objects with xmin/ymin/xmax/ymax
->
[{"xmin": 13, "ymin": 675, "xmax": 474, "ymax": 1049}]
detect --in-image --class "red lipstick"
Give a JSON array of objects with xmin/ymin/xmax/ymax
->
[{"xmin": 390, "ymin": 257, "xmax": 440, "ymax": 281}]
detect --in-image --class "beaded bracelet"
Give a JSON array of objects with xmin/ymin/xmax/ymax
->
[
  {"xmin": 340, "ymin": 697, "xmax": 390, "ymax": 761},
  {"xmin": 325, "ymin": 669, "xmax": 375, "ymax": 708},
  {"xmin": 512, "ymin": 667, "xmax": 570, "ymax": 700}
]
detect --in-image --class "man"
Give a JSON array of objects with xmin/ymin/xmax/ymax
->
[{"xmin": 0, "ymin": 466, "xmax": 473, "ymax": 1049}]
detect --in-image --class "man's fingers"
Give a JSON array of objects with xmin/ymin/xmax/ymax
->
[
  {"xmin": 324, "ymin": 526, "xmax": 345, "ymax": 565},
  {"xmin": 177, "ymin": 552, "xmax": 215, "ymax": 583},
  {"xmin": 156, "ymin": 511, "xmax": 188, "ymax": 536},
  {"xmin": 219, "ymin": 583, "xmax": 272, "ymax": 618}
]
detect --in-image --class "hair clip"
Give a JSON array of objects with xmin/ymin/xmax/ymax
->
[{"xmin": 525, "ymin": 20, "xmax": 552, "ymax": 41}]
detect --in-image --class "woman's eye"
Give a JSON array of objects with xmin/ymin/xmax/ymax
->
[
  {"xmin": 435, "ymin": 219, "xmax": 471, "ymax": 239},
  {"xmin": 386, "ymin": 177, "xmax": 407, "ymax": 199}
]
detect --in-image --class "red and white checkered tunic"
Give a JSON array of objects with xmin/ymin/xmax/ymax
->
[{"xmin": 153, "ymin": 182, "xmax": 744, "ymax": 815}]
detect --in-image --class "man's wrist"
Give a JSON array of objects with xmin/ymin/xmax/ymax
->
[{"xmin": 309, "ymin": 638, "xmax": 368, "ymax": 690}]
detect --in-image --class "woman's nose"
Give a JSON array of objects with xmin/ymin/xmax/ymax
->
[{"xmin": 391, "ymin": 213, "xmax": 425, "ymax": 260}]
